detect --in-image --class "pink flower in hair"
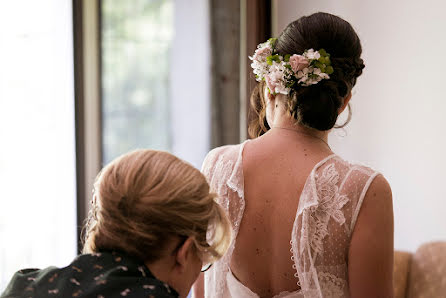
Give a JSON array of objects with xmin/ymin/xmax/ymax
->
[
  {"xmin": 252, "ymin": 46, "xmax": 272, "ymax": 62},
  {"xmin": 265, "ymin": 62, "xmax": 291, "ymax": 95},
  {"xmin": 289, "ymin": 54, "xmax": 310, "ymax": 72},
  {"xmin": 265, "ymin": 73, "xmax": 278, "ymax": 94}
]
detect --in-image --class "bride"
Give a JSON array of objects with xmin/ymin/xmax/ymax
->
[{"xmin": 193, "ymin": 12, "xmax": 394, "ymax": 298}]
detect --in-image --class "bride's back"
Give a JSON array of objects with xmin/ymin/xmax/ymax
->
[
  {"xmin": 195, "ymin": 12, "xmax": 393, "ymax": 298},
  {"xmin": 230, "ymin": 133, "xmax": 332, "ymax": 297}
]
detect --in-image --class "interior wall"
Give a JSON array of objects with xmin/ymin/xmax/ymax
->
[{"xmin": 273, "ymin": 0, "xmax": 446, "ymax": 251}]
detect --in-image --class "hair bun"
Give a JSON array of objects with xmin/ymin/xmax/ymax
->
[
  {"xmin": 294, "ymin": 80, "xmax": 342, "ymax": 131},
  {"xmin": 248, "ymin": 13, "xmax": 364, "ymax": 136},
  {"xmin": 331, "ymin": 57, "xmax": 365, "ymax": 87}
]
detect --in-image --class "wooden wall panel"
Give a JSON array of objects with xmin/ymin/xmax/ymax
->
[
  {"xmin": 210, "ymin": 0, "xmax": 241, "ymax": 147},
  {"xmin": 210, "ymin": 0, "xmax": 271, "ymax": 145}
]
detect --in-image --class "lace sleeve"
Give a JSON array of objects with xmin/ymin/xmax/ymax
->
[
  {"xmin": 200, "ymin": 142, "xmax": 248, "ymax": 298},
  {"xmin": 201, "ymin": 147, "xmax": 221, "ymax": 180},
  {"xmin": 291, "ymin": 157, "xmax": 380, "ymax": 298}
]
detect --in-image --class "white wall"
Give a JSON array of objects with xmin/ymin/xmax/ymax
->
[
  {"xmin": 170, "ymin": 0, "xmax": 210, "ymax": 169},
  {"xmin": 273, "ymin": 0, "xmax": 446, "ymax": 251}
]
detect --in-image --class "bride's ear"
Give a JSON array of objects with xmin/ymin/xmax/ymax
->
[
  {"xmin": 266, "ymin": 90, "xmax": 277, "ymax": 107},
  {"xmin": 339, "ymin": 91, "xmax": 352, "ymax": 114},
  {"xmin": 263, "ymin": 85, "xmax": 276, "ymax": 105}
]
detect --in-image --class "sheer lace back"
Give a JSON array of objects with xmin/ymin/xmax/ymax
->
[{"xmin": 202, "ymin": 141, "xmax": 379, "ymax": 298}]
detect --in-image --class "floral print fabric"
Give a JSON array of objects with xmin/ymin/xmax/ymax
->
[{"xmin": 1, "ymin": 251, "xmax": 178, "ymax": 298}]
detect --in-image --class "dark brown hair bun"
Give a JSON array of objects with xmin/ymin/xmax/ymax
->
[{"xmin": 249, "ymin": 12, "xmax": 364, "ymax": 136}]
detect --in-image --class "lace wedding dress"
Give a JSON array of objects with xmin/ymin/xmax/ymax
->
[{"xmin": 201, "ymin": 140, "xmax": 379, "ymax": 298}]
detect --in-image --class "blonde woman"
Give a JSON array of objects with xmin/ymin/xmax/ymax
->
[{"xmin": 2, "ymin": 150, "xmax": 231, "ymax": 298}]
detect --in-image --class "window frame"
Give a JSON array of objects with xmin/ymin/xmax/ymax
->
[{"xmin": 72, "ymin": 0, "xmax": 102, "ymax": 252}]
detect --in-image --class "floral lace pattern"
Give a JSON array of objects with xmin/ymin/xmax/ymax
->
[
  {"xmin": 201, "ymin": 143, "xmax": 379, "ymax": 298},
  {"xmin": 307, "ymin": 164, "xmax": 350, "ymax": 256},
  {"xmin": 212, "ymin": 155, "xmax": 235, "ymax": 210},
  {"xmin": 318, "ymin": 272, "xmax": 346, "ymax": 298}
]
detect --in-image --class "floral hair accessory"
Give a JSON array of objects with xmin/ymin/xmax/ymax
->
[{"xmin": 249, "ymin": 38, "xmax": 334, "ymax": 95}]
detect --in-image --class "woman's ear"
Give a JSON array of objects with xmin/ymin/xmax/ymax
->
[
  {"xmin": 263, "ymin": 85, "xmax": 276, "ymax": 105},
  {"xmin": 339, "ymin": 91, "xmax": 352, "ymax": 114},
  {"xmin": 174, "ymin": 237, "xmax": 195, "ymax": 273}
]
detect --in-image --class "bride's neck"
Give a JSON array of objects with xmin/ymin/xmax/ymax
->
[{"xmin": 268, "ymin": 105, "xmax": 329, "ymax": 144}]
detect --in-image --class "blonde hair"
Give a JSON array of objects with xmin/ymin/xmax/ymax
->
[{"xmin": 83, "ymin": 149, "xmax": 231, "ymax": 264}]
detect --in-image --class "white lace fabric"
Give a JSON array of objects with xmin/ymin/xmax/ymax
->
[{"xmin": 201, "ymin": 141, "xmax": 379, "ymax": 298}]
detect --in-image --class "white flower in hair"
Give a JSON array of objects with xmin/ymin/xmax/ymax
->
[
  {"xmin": 303, "ymin": 49, "xmax": 321, "ymax": 60},
  {"xmin": 265, "ymin": 61, "xmax": 292, "ymax": 95},
  {"xmin": 249, "ymin": 40, "xmax": 274, "ymax": 81},
  {"xmin": 250, "ymin": 38, "xmax": 334, "ymax": 94},
  {"xmin": 251, "ymin": 59, "xmax": 269, "ymax": 81}
]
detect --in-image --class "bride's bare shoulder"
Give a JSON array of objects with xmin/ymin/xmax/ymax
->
[{"xmin": 348, "ymin": 173, "xmax": 393, "ymax": 297}]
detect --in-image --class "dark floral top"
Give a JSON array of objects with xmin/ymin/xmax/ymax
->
[{"xmin": 1, "ymin": 251, "xmax": 179, "ymax": 298}]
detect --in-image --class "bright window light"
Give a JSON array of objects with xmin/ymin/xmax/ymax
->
[{"xmin": 0, "ymin": 0, "xmax": 77, "ymax": 292}]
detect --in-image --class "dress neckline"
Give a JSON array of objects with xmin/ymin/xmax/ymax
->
[
  {"xmin": 237, "ymin": 139, "xmax": 337, "ymax": 186},
  {"xmin": 227, "ymin": 268, "xmax": 304, "ymax": 298}
]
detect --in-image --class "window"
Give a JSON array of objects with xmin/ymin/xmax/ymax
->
[
  {"xmin": 101, "ymin": 0, "xmax": 174, "ymax": 164},
  {"xmin": 101, "ymin": 0, "xmax": 210, "ymax": 168},
  {"xmin": 0, "ymin": 0, "xmax": 211, "ymax": 291},
  {"xmin": 0, "ymin": 0, "xmax": 77, "ymax": 291}
]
